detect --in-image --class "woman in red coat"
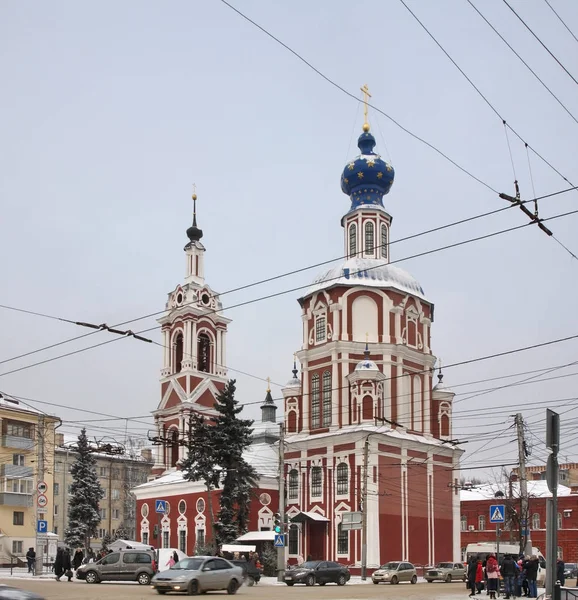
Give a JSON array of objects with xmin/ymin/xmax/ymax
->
[{"xmin": 475, "ymin": 560, "xmax": 484, "ymax": 594}]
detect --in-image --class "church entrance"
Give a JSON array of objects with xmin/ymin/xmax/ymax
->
[{"xmin": 306, "ymin": 522, "xmax": 327, "ymax": 560}]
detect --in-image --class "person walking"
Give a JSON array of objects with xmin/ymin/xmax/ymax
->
[
  {"xmin": 556, "ymin": 558, "xmax": 565, "ymax": 587},
  {"xmin": 166, "ymin": 554, "xmax": 176, "ymax": 568},
  {"xmin": 476, "ymin": 559, "xmax": 484, "ymax": 594},
  {"xmin": 468, "ymin": 555, "xmax": 479, "ymax": 597},
  {"xmin": 25, "ymin": 547, "xmax": 36, "ymax": 574},
  {"xmin": 54, "ymin": 548, "xmax": 64, "ymax": 581},
  {"xmin": 501, "ymin": 553, "xmax": 517, "ymax": 599},
  {"xmin": 486, "ymin": 553, "xmax": 500, "ymax": 600},
  {"xmin": 63, "ymin": 549, "xmax": 73, "ymax": 581},
  {"xmin": 525, "ymin": 555, "xmax": 539, "ymax": 598},
  {"xmin": 72, "ymin": 548, "xmax": 84, "ymax": 571},
  {"xmin": 172, "ymin": 551, "xmax": 179, "ymax": 565}
]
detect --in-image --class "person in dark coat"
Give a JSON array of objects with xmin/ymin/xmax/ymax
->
[
  {"xmin": 63, "ymin": 549, "xmax": 73, "ymax": 581},
  {"xmin": 501, "ymin": 554, "xmax": 517, "ymax": 599},
  {"xmin": 557, "ymin": 558, "xmax": 565, "ymax": 586},
  {"xmin": 25, "ymin": 548, "xmax": 36, "ymax": 573},
  {"xmin": 172, "ymin": 551, "xmax": 179, "ymax": 565},
  {"xmin": 525, "ymin": 555, "xmax": 539, "ymax": 598},
  {"xmin": 468, "ymin": 555, "xmax": 478, "ymax": 597},
  {"xmin": 54, "ymin": 548, "xmax": 64, "ymax": 581},
  {"xmin": 72, "ymin": 548, "xmax": 84, "ymax": 570}
]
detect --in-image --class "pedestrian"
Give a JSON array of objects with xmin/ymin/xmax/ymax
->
[
  {"xmin": 25, "ymin": 547, "xmax": 36, "ymax": 574},
  {"xmin": 525, "ymin": 555, "xmax": 539, "ymax": 598},
  {"xmin": 172, "ymin": 551, "xmax": 179, "ymax": 565},
  {"xmin": 166, "ymin": 554, "xmax": 176, "ymax": 568},
  {"xmin": 72, "ymin": 548, "xmax": 84, "ymax": 570},
  {"xmin": 468, "ymin": 555, "xmax": 478, "ymax": 597},
  {"xmin": 297, "ymin": 554, "xmax": 304, "ymax": 565},
  {"xmin": 476, "ymin": 560, "xmax": 484, "ymax": 594},
  {"xmin": 54, "ymin": 547, "xmax": 64, "ymax": 581},
  {"xmin": 63, "ymin": 549, "xmax": 73, "ymax": 581},
  {"xmin": 501, "ymin": 553, "xmax": 517, "ymax": 599},
  {"xmin": 556, "ymin": 558, "xmax": 565, "ymax": 587},
  {"xmin": 486, "ymin": 553, "xmax": 500, "ymax": 600}
]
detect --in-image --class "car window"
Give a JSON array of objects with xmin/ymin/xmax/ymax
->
[
  {"xmin": 328, "ymin": 562, "xmax": 340, "ymax": 568},
  {"xmin": 203, "ymin": 560, "xmax": 216, "ymax": 571},
  {"xmin": 137, "ymin": 553, "xmax": 152, "ymax": 564},
  {"xmin": 123, "ymin": 552, "xmax": 137, "ymax": 564},
  {"xmin": 403, "ymin": 563, "xmax": 414, "ymax": 570},
  {"xmin": 102, "ymin": 553, "xmax": 120, "ymax": 565},
  {"xmin": 455, "ymin": 563, "xmax": 464, "ymax": 569},
  {"xmin": 381, "ymin": 562, "xmax": 400, "ymax": 570},
  {"xmin": 214, "ymin": 559, "xmax": 231, "ymax": 570},
  {"xmin": 317, "ymin": 562, "xmax": 327, "ymax": 569},
  {"xmin": 301, "ymin": 561, "xmax": 320, "ymax": 569},
  {"xmin": 173, "ymin": 558, "xmax": 203, "ymax": 571}
]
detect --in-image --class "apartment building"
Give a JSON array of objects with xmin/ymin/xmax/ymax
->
[{"xmin": 0, "ymin": 395, "xmax": 59, "ymax": 565}]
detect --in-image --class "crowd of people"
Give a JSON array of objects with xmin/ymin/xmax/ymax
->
[{"xmin": 467, "ymin": 553, "xmax": 569, "ymax": 599}]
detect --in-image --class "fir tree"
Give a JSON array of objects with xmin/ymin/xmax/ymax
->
[
  {"xmin": 101, "ymin": 531, "xmax": 112, "ymax": 551},
  {"xmin": 114, "ymin": 523, "xmax": 130, "ymax": 541},
  {"xmin": 211, "ymin": 380, "xmax": 258, "ymax": 545},
  {"xmin": 64, "ymin": 428, "xmax": 104, "ymax": 550}
]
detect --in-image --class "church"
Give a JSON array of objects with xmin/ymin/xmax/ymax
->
[{"xmin": 132, "ymin": 101, "xmax": 462, "ymax": 567}]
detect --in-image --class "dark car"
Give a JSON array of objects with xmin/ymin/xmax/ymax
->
[
  {"xmin": 564, "ymin": 563, "xmax": 578, "ymax": 579},
  {"xmin": 0, "ymin": 584, "xmax": 45, "ymax": 599},
  {"xmin": 76, "ymin": 549, "xmax": 155, "ymax": 584},
  {"xmin": 284, "ymin": 561, "xmax": 350, "ymax": 586}
]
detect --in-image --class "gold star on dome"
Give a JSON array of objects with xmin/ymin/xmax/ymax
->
[
  {"xmin": 386, "ymin": 164, "xmax": 393, "ymax": 172},
  {"xmin": 357, "ymin": 172, "xmax": 364, "ymax": 179},
  {"xmin": 377, "ymin": 172, "xmax": 383, "ymax": 179},
  {"xmin": 366, "ymin": 159, "xmax": 375, "ymax": 167},
  {"xmin": 367, "ymin": 195, "xmax": 371, "ymax": 200},
  {"xmin": 348, "ymin": 162, "xmax": 355, "ymax": 171},
  {"xmin": 364, "ymin": 189, "xmax": 367, "ymax": 192}
]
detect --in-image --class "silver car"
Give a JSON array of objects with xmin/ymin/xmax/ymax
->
[
  {"xmin": 425, "ymin": 562, "xmax": 466, "ymax": 583},
  {"xmin": 151, "ymin": 556, "xmax": 244, "ymax": 595},
  {"xmin": 372, "ymin": 561, "xmax": 417, "ymax": 584}
]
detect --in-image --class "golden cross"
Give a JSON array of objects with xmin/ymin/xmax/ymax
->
[
  {"xmin": 266, "ymin": 376, "xmax": 271, "ymax": 392},
  {"xmin": 360, "ymin": 84, "xmax": 372, "ymax": 131},
  {"xmin": 192, "ymin": 184, "xmax": 198, "ymax": 221}
]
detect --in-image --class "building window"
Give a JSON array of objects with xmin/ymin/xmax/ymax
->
[
  {"xmin": 8, "ymin": 479, "xmax": 33, "ymax": 494},
  {"xmin": 461, "ymin": 515, "xmax": 467, "ymax": 531},
  {"xmin": 311, "ymin": 466, "xmax": 322, "ymax": 498},
  {"xmin": 381, "ymin": 224, "xmax": 388, "ymax": 259},
  {"xmin": 100, "ymin": 508, "xmax": 107, "ymax": 520},
  {"xmin": 557, "ymin": 513, "xmax": 562, "ymax": 530},
  {"xmin": 54, "ymin": 505, "xmax": 59, "ymax": 516},
  {"xmin": 99, "ymin": 467, "xmax": 108, "ymax": 477},
  {"xmin": 98, "ymin": 528, "xmax": 107, "ymax": 539},
  {"xmin": 5, "ymin": 421, "xmax": 32, "ymax": 438},
  {"xmin": 142, "ymin": 532, "xmax": 149, "ymax": 545},
  {"xmin": 112, "ymin": 509, "xmax": 120, "ymax": 520},
  {"xmin": 322, "ymin": 371, "xmax": 332, "ymax": 427},
  {"xmin": 337, "ymin": 523, "xmax": 348, "ymax": 554},
  {"xmin": 54, "ymin": 483, "xmax": 59, "ymax": 496},
  {"xmin": 54, "ymin": 461, "xmax": 62, "ymax": 473},
  {"xmin": 102, "ymin": 488, "xmax": 107, "ymax": 500},
  {"xmin": 13, "ymin": 511, "xmax": 24, "ymax": 526},
  {"xmin": 315, "ymin": 315, "xmax": 326, "ymax": 343},
  {"xmin": 174, "ymin": 332, "xmax": 184, "ymax": 374},
  {"xmin": 12, "ymin": 454, "xmax": 24, "ymax": 466},
  {"xmin": 179, "ymin": 530, "xmax": 186, "ymax": 554},
  {"xmin": 349, "ymin": 223, "xmax": 357, "ymax": 257},
  {"xmin": 179, "ymin": 500, "xmax": 187, "ymax": 515},
  {"xmin": 364, "ymin": 222, "xmax": 374, "ymax": 255},
  {"xmin": 311, "ymin": 374, "xmax": 320, "ymax": 429},
  {"xmin": 54, "ymin": 526, "xmax": 58, "ymax": 536},
  {"xmin": 336, "ymin": 463, "xmax": 348, "ymax": 495},
  {"xmin": 162, "ymin": 531, "xmax": 169, "ymax": 548},
  {"xmin": 288, "ymin": 524, "xmax": 299, "ymax": 555},
  {"xmin": 198, "ymin": 333, "xmax": 211, "ymax": 373},
  {"xmin": 478, "ymin": 515, "xmax": 486, "ymax": 531},
  {"xmin": 112, "ymin": 489, "xmax": 120, "ymax": 500},
  {"xmin": 12, "ymin": 541, "xmax": 23, "ymax": 554},
  {"xmin": 288, "ymin": 469, "xmax": 299, "ymax": 500},
  {"xmin": 557, "ymin": 546, "xmax": 563, "ymax": 559},
  {"xmin": 196, "ymin": 529, "xmax": 205, "ymax": 547},
  {"xmin": 532, "ymin": 513, "xmax": 540, "ymax": 530}
]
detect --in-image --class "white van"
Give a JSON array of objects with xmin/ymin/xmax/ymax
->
[{"xmin": 464, "ymin": 543, "xmax": 546, "ymax": 585}]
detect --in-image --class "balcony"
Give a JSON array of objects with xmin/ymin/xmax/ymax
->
[
  {"xmin": 0, "ymin": 492, "xmax": 32, "ymax": 507},
  {"xmin": 0, "ymin": 464, "xmax": 33, "ymax": 478},
  {"xmin": 1, "ymin": 435, "xmax": 34, "ymax": 450}
]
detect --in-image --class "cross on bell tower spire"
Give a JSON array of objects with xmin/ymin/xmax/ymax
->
[{"xmin": 360, "ymin": 84, "xmax": 372, "ymax": 132}]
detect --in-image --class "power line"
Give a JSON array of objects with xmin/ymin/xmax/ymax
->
[
  {"xmin": 503, "ymin": 0, "xmax": 578, "ymax": 87},
  {"xmin": 543, "ymin": 0, "xmax": 578, "ymax": 44},
  {"xmin": 466, "ymin": 0, "xmax": 578, "ymax": 126},
  {"xmin": 217, "ymin": 0, "xmax": 498, "ymax": 194}
]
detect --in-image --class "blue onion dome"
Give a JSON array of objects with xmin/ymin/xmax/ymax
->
[{"xmin": 340, "ymin": 128, "xmax": 394, "ymax": 209}]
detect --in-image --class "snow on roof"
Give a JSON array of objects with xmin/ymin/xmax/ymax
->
[
  {"xmin": 303, "ymin": 257, "xmax": 427, "ymax": 301},
  {"xmin": 236, "ymin": 531, "xmax": 277, "ymax": 542},
  {"xmin": 0, "ymin": 396, "xmax": 43, "ymax": 415},
  {"xmin": 460, "ymin": 480, "xmax": 573, "ymax": 501}
]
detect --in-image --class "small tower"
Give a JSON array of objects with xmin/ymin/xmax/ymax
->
[
  {"xmin": 282, "ymin": 358, "xmax": 301, "ymax": 434},
  {"xmin": 432, "ymin": 362, "xmax": 455, "ymax": 438},
  {"xmin": 185, "ymin": 191, "xmax": 205, "ymax": 285},
  {"xmin": 261, "ymin": 378, "xmax": 277, "ymax": 424}
]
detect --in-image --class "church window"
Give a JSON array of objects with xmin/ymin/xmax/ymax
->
[
  {"xmin": 179, "ymin": 530, "xmax": 187, "ymax": 553},
  {"xmin": 288, "ymin": 524, "xmax": 299, "ymax": 555},
  {"xmin": 311, "ymin": 466, "xmax": 322, "ymax": 497},
  {"xmin": 478, "ymin": 515, "xmax": 486, "ymax": 531},
  {"xmin": 362, "ymin": 395, "xmax": 373, "ymax": 421},
  {"xmin": 461, "ymin": 515, "xmax": 467, "ymax": 531},
  {"xmin": 287, "ymin": 410, "xmax": 297, "ymax": 433},
  {"xmin": 322, "ymin": 371, "xmax": 332, "ymax": 427},
  {"xmin": 315, "ymin": 315, "xmax": 326, "ymax": 343},
  {"xmin": 532, "ymin": 513, "xmax": 540, "ymax": 529},
  {"xmin": 557, "ymin": 513, "xmax": 562, "ymax": 530},
  {"xmin": 336, "ymin": 463, "xmax": 348, "ymax": 495},
  {"xmin": 381, "ymin": 224, "xmax": 388, "ymax": 259},
  {"xmin": 170, "ymin": 429, "xmax": 180, "ymax": 468},
  {"xmin": 364, "ymin": 222, "xmax": 374, "ymax": 255},
  {"xmin": 174, "ymin": 332, "xmax": 184, "ymax": 374},
  {"xmin": 440, "ymin": 412, "xmax": 450, "ymax": 437},
  {"xmin": 288, "ymin": 469, "xmax": 299, "ymax": 500},
  {"xmin": 198, "ymin": 333, "xmax": 211, "ymax": 373},
  {"xmin": 337, "ymin": 523, "xmax": 348, "ymax": 554},
  {"xmin": 311, "ymin": 374, "xmax": 320, "ymax": 429},
  {"xmin": 349, "ymin": 223, "xmax": 357, "ymax": 257},
  {"xmin": 412, "ymin": 376, "xmax": 422, "ymax": 432}
]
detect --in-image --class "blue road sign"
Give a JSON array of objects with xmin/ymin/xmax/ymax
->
[
  {"xmin": 274, "ymin": 534, "xmax": 285, "ymax": 548},
  {"xmin": 37, "ymin": 520, "xmax": 48, "ymax": 534},
  {"xmin": 155, "ymin": 500, "xmax": 167, "ymax": 514},
  {"xmin": 489, "ymin": 504, "xmax": 505, "ymax": 524}
]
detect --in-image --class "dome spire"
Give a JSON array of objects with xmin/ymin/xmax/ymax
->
[
  {"xmin": 361, "ymin": 83, "xmax": 372, "ymax": 133},
  {"xmin": 186, "ymin": 185, "xmax": 203, "ymax": 244}
]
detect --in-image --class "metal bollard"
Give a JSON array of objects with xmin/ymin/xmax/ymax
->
[{"xmin": 553, "ymin": 581, "xmax": 561, "ymax": 600}]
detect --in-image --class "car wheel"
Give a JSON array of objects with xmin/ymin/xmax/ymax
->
[
  {"xmin": 85, "ymin": 571, "xmax": 98, "ymax": 584},
  {"xmin": 188, "ymin": 580, "xmax": 199, "ymax": 595},
  {"xmin": 427, "ymin": 580, "xmax": 433, "ymax": 583},
  {"xmin": 227, "ymin": 579, "xmax": 239, "ymax": 595},
  {"xmin": 156, "ymin": 591, "xmax": 167, "ymax": 595},
  {"xmin": 286, "ymin": 582, "xmax": 294, "ymax": 586},
  {"xmin": 391, "ymin": 575, "xmax": 398, "ymax": 585},
  {"xmin": 373, "ymin": 580, "xmax": 379, "ymax": 584},
  {"xmin": 319, "ymin": 582, "xmax": 326, "ymax": 586},
  {"xmin": 306, "ymin": 575, "xmax": 315, "ymax": 586},
  {"xmin": 138, "ymin": 572, "xmax": 151, "ymax": 585},
  {"xmin": 337, "ymin": 574, "xmax": 347, "ymax": 586},
  {"xmin": 445, "ymin": 574, "xmax": 452, "ymax": 583},
  {"xmin": 411, "ymin": 575, "xmax": 418, "ymax": 584}
]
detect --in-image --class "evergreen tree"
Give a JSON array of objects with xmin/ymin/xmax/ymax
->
[
  {"xmin": 64, "ymin": 428, "xmax": 104, "ymax": 550},
  {"xmin": 101, "ymin": 531, "xmax": 112, "ymax": 551},
  {"xmin": 114, "ymin": 523, "xmax": 130, "ymax": 541},
  {"xmin": 211, "ymin": 380, "xmax": 258, "ymax": 544}
]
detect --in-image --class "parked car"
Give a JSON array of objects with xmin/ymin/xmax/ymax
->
[
  {"xmin": 564, "ymin": 563, "xmax": 578, "ymax": 580},
  {"xmin": 372, "ymin": 561, "xmax": 418, "ymax": 584},
  {"xmin": 0, "ymin": 585, "xmax": 45, "ymax": 599},
  {"xmin": 151, "ymin": 556, "xmax": 244, "ymax": 595},
  {"xmin": 283, "ymin": 561, "xmax": 350, "ymax": 586},
  {"xmin": 76, "ymin": 549, "xmax": 155, "ymax": 584},
  {"xmin": 425, "ymin": 562, "xmax": 466, "ymax": 583}
]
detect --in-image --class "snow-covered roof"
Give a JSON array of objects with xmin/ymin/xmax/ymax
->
[
  {"xmin": 236, "ymin": 531, "xmax": 277, "ymax": 542},
  {"xmin": 303, "ymin": 257, "xmax": 427, "ymax": 301},
  {"xmin": 460, "ymin": 480, "xmax": 573, "ymax": 501},
  {"xmin": 0, "ymin": 396, "xmax": 43, "ymax": 415},
  {"xmin": 251, "ymin": 421, "xmax": 280, "ymax": 439},
  {"xmin": 136, "ymin": 470, "xmax": 185, "ymax": 489}
]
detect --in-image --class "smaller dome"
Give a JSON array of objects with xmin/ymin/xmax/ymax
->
[
  {"xmin": 284, "ymin": 375, "xmax": 301, "ymax": 388},
  {"xmin": 355, "ymin": 359, "xmax": 379, "ymax": 371}
]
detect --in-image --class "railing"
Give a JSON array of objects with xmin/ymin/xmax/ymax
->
[
  {"xmin": 0, "ymin": 492, "xmax": 33, "ymax": 507},
  {"xmin": 1, "ymin": 435, "xmax": 34, "ymax": 450},
  {"xmin": 0, "ymin": 464, "xmax": 33, "ymax": 478}
]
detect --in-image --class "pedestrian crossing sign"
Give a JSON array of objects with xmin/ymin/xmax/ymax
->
[
  {"xmin": 274, "ymin": 534, "xmax": 285, "ymax": 548},
  {"xmin": 489, "ymin": 504, "xmax": 505, "ymax": 523}
]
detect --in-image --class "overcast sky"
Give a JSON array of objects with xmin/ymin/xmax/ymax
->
[{"xmin": 1, "ymin": 0, "xmax": 577, "ymax": 480}]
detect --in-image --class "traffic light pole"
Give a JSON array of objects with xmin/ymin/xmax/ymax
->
[{"xmin": 277, "ymin": 423, "xmax": 285, "ymax": 583}]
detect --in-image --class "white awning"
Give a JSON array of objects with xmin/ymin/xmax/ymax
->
[
  {"xmin": 221, "ymin": 544, "xmax": 256, "ymax": 553},
  {"xmin": 291, "ymin": 511, "xmax": 330, "ymax": 523},
  {"xmin": 236, "ymin": 531, "xmax": 277, "ymax": 542}
]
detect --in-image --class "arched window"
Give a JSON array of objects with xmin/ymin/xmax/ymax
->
[
  {"xmin": 478, "ymin": 515, "xmax": 486, "ymax": 531},
  {"xmin": 174, "ymin": 332, "xmax": 184, "ymax": 374},
  {"xmin": 315, "ymin": 315, "xmax": 326, "ymax": 343},
  {"xmin": 197, "ymin": 333, "xmax": 211, "ymax": 373},
  {"xmin": 362, "ymin": 395, "xmax": 373, "ymax": 421},
  {"xmin": 532, "ymin": 513, "xmax": 540, "ymax": 530},
  {"xmin": 311, "ymin": 466, "xmax": 322, "ymax": 497},
  {"xmin": 288, "ymin": 469, "xmax": 299, "ymax": 500},
  {"xmin": 440, "ymin": 413, "xmax": 450, "ymax": 437},
  {"xmin": 336, "ymin": 463, "xmax": 348, "ymax": 495},
  {"xmin": 311, "ymin": 375, "xmax": 320, "ymax": 429},
  {"xmin": 381, "ymin": 224, "xmax": 388, "ymax": 259},
  {"xmin": 170, "ymin": 429, "xmax": 179, "ymax": 468},
  {"xmin": 364, "ymin": 222, "xmax": 374, "ymax": 255},
  {"xmin": 287, "ymin": 410, "xmax": 297, "ymax": 434},
  {"xmin": 337, "ymin": 523, "xmax": 348, "ymax": 554},
  {"xmin": 322, "ymin": 371, "xmax": 332, "ymax": 427},
  {"xmin": 461, "ymin": 515, "xmax": 467, "ymax": 531},
  {"xmin": 557, "ymin": 513, "xmax": 562, "ymax": 530},
  {"xmin": 349, "ymin": 223, "xmax": 357, "ymax": 257},
  {"xmin": 413, "ymin": 376, "xmax": 422, "ymax": 432}
]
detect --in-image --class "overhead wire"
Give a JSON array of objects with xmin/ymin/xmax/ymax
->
[{"xmin": 543, "ymin": 0, "xmax": 578, "ymax": 45}]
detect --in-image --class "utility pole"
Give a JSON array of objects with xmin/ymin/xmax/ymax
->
[
  {"xmin": 545, "ymin": 409, "xmax": 560, "ymax": 599},
  {"xmin": 361, "ymin": 436, "xmax": 369, "ymax": 581},
  {"xmin": 35, "ymin": 415, "xmax": 45, "ymax": 576},
  {"xmin": 277, "ymin": 423, "xmax": 285, "ymax": 583},
  {"xmin": 515, "ymin": 413, "xmax": 532, "ymax": 556}
]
